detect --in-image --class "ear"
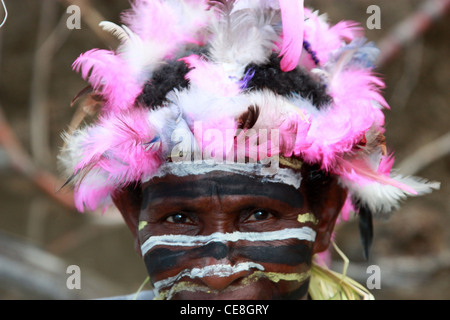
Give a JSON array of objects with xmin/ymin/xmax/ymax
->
[
  {"xmin": 111, "ymin": 184, "xmax": 143, "ymax": 255},
  {"xmin": 312, "ymin": 177, "xmax": 347, "ymax": 254}
]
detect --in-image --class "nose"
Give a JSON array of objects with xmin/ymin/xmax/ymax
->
[
  {"xmin": 198, "ymin": 263, "xmax": 250, "ymax": 291},
  {"xmin": 193, "ymin": 242, "xmax": 250, "ymax": 291}
]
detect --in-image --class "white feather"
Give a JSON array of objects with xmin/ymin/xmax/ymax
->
[
  {"xmin": 208, "ymin": 5, "xmax": 280, "ymax": 78},
  {"xmin": 233, "ymin": 0, "xmax": 281, "ymax": 11},
  {"xmin": 167, "ymin": 86, "xmax": 249, "ymax": 124},
  {"xmin": 245, "ymin": 89, "xmax": 313, "ymax": 129},
  {"xmin": 58, "ymin": 129, "xmax": 90, "ymax": 182},
  {"xmin": 146, "ymin": 104, "xmax": 179, "ymax": 155},
  {"xmin": 99, "ymin": 21, "xmax": 130, "ymax": 43},
  {"xmin": 116, "ymin": 25, "xmax": 168, "ymax": 84},
  {"xmin": 341, "ymin": 173, "xmax": 440, "ymax": 218},
  {"xmin": 170, "ymin": 117, "xmax": 201, "ymax": 163}
]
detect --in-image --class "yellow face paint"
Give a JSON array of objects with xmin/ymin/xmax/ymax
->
[
  {"xmin": 297, "ymin": 213, "xmax": 319, "ymax": 225},
  {"xmin": 138, "ymin": 221, "xmax": 148, "ymax": 231},
  {"xmin": 279, "ymin": 156, "xmax": 303, "ymax": 170},
  {"xmin": 157, "ymin": 281, "xmax": 211, "ymax": 300},
  {"xmin": 245, "ymin": 270, "xmax": 311, "ymax": 284}
]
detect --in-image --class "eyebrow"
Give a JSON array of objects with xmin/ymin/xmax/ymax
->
[{"xmin": 142, "ymin": 174, "xmax": 304, "ymax": 209}]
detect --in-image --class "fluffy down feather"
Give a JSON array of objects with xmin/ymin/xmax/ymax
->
[
  {"xmin": 181, "ymin": 54, "xmax": 242, "ymax": 97},
  {"xmin": 208, "ymin": 0, "xmax": 280, "ymax": 78}
]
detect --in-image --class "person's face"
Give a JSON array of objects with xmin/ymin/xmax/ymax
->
[{"xmin": 114, "ymin": 164, "xmax": 347, "ymax": 300}]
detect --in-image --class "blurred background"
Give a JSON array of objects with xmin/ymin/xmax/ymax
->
[{"xmin": 0, "ymin": 0, "xmax": 448, "ymax": 299}]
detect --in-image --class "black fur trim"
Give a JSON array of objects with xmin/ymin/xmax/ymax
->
[
  {"xmin": 243, "ymin": 54, "xmax": 331, "ymax": 108},
  {"xmin": 138, "ymin": 53, "xmax": 331, "ymax": 110},
  {"xmin": 138, "ymin": 60, "xmax": 190, "ymax": 109}
]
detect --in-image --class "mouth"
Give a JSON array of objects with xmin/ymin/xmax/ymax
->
[{"xmin": 153, "ymin": 264, "xmax": 311, "ymax": 300}]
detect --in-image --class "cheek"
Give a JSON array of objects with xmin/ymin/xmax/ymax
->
[{"xmin": 246, "ymin": 241, "xmax": 314, "ymax": 297}]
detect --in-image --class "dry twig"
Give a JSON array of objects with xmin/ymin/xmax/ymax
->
[
  {"xmin": 397, "ymin": 131, "xmax": 450, "ymax": 175},
  {"xmin": 376, "ymin": 0, "xmax": 450, "ymax": 67},
  {"xmin": 0, "ymin": 105, "xmax": 75, "ymax": 211}
]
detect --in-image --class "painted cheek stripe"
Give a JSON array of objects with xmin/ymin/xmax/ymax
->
[
  {"xmin": 140, "ymin": 227, "xmax": 316, "ymax": 256},
  {"xmin": 297, "ymin": 213, "xmax": 319, "ymax": 225},
  {"xmin": 145, "ymin": 242, "xmax": 312, "ymax": 275},
  {"xmin": 138, "ymin": 221, "xmax": 148, "ymax": 231}
]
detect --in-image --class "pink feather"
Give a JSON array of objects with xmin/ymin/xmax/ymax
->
[
  {"xmin": 281, "ymin": 112, "xmax": 312, "ymax": 158},
  {"xmin": 235, "ymin": 128, "xmax": 283, "ymax": 162},
  {"xmin": 339, "ymin": 196, "xmax": 356, "ymax": 222},
  {"xmin": 377, "ymin": 152, "xmax": 395, "ymax": 176},
  {"xmin": 121, "ymin": 0, "xmax": 209, "ymax": 56},
  {"xmin": 298, "ymin": 68, "xmax": 387, "ymax": 168},
  {"xmin": 74, "ymin": 108, "xmax": 163, "ymax": 189},
  {"xmin": 330, "ymin": 20, "xmax": 363, "ymax": 41},
  {"xmin": 336, "ymin": 156, "xmax": 417, "ymax": 195},
  {"xmin": 194, "ymin": 117, "xmax": 237, "ymax": 162},
  {"xmin": 74, "ymin": 183, "xmax": 114, "ymax": 213},
  {"xmin": 181, "ymin": 54, "xmax": 241, "ymax": 96},
  {"xmin": 122, "ymin": 0, "xmax": 176, "ymax": 42},
  {"xmin": 278, "ymin": 0, "xmax": 304, "ymax": 71},
  {"xmin": 72, "ymin": 49, "xmax": 141, "ymax": 113},
  {"xmin": 301, "ymin": 9, "xmax": 363, "ymax": 67},
  {"xmin": 329, "ymin": 68, "xmax": 388, "ymax": 109}
]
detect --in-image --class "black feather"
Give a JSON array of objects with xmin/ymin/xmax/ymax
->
[
  {"xmin": 358, "ymin": 205, "xmax": 374, "ymax": 261},
  {"xmin": 56, "ymin": 173, "xmax": 76, "ymax": 193},
  {"xmin": 237, "ymin": 105, "xmax": 260, "ymax": 130}
]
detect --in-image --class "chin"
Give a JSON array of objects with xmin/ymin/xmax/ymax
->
[{"xmin": 162, "ymin": 278, "xmax": 309, "ymax": 300}]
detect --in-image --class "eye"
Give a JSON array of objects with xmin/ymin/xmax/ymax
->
[
  {"xmin": 165, "ymin": 213, "xmax": 194, "ymax": 224},
  {"xmin": 246, "ymin": 209, "xmax": 273, "ymax": 222}
]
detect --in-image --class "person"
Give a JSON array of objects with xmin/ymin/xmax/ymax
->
[{"xmin": 59, "ymin": 0, "xmax": 439, "ymax": 300}]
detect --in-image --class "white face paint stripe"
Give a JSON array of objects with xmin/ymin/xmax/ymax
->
[
  {"xmin": 140, "ymin": 227, "xmax": 316, "ymax": 257},
  {"xmin": 145, "ymin": 161, "xmax": 303, "ymax": 189},
  {"xmin": 153, "ymin": 262, "xmax": 265, "ymax": 291}
]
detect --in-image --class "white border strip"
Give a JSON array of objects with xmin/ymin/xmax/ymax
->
[{"xmin": 141, "ymin": 227, "xmax": 316, "ymax": 256}]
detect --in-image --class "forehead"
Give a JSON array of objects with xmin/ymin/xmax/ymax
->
[{"xmin": 141, "ymin": 168, "xmax": 304, "ymax": 208}]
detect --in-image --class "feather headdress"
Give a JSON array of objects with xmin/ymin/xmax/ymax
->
[{"xmin": 60, "ymin": 0, "xmax": 439, "ymax": 233}]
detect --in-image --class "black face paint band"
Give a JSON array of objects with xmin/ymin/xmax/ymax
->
[
  {"xmin": 144, "ymin": 241, "xmax": 312, "ymax": 275},
  {"xmin": 279, "ymin": 279, "xmax": 311, "ymax": 300},
  {"xmin": 141, "ymin": 174, "xmax": 304, "ymax": 210}
]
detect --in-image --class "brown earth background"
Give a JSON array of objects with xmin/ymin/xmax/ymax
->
[{"xmin": 0, "ymin": 0, "xmax": 448, "ymax": 299}]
